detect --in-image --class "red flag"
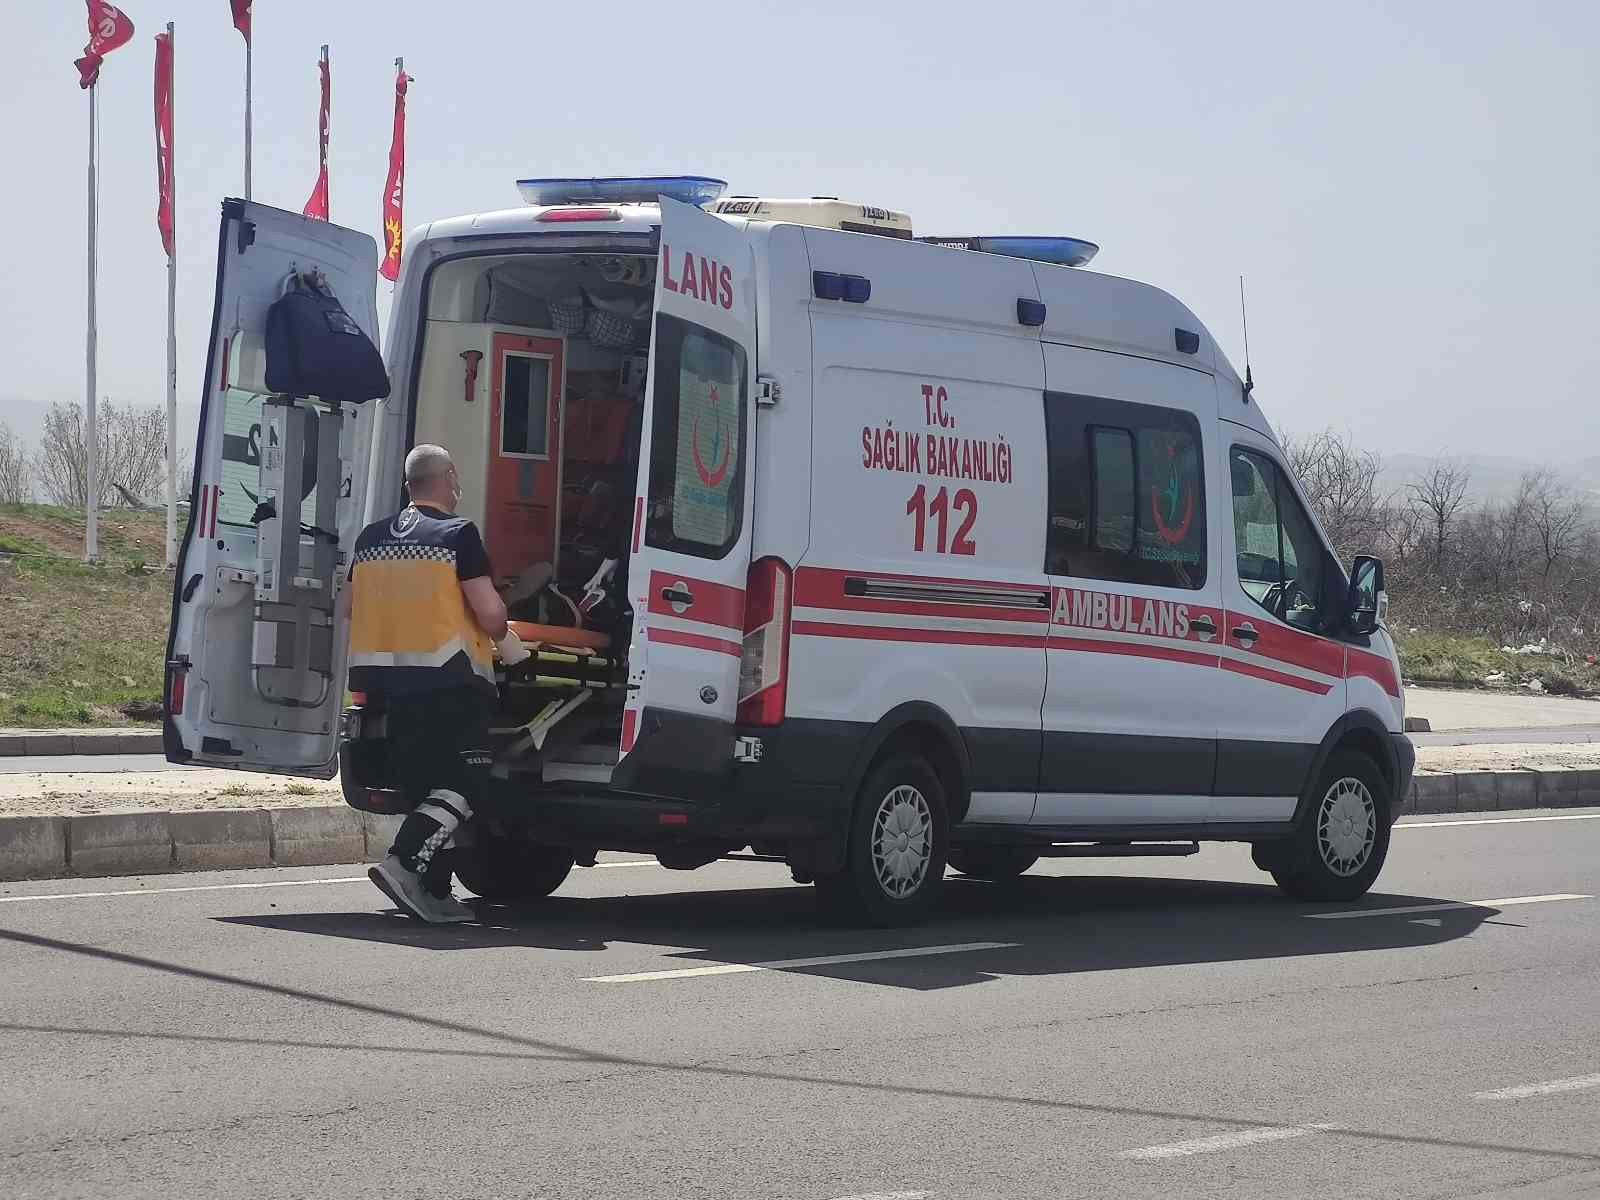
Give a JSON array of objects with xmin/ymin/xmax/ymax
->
[
  {"xmin": 153, "ymin": 33, "xmax": 175, "ymax": 257},
  {"xmin": 380, "ymin": 67, "xmax": 411, "ymax": 281},
  {"xmin": 230, "ymin": 0, "xmax": 251, "ymax": 44},
  {"xmin": 303, "ymin": 51, "xmax": 330, "ymax": 221},
  {"xmin": 74, "ymin": 1, "xmax": 135, "ymax": 89}
]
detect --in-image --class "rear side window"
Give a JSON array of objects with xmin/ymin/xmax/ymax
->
[
  {"xmin": 1090, "ymin": 427, "xmax": 1135, "ymax": 552},
  {"xmin": 644, "ymin": 312, "xmax": 748, "ymax": 558},
  {"xmin": 1045, "ymin": 391, "xmax": 1207, "ymax": 589}
]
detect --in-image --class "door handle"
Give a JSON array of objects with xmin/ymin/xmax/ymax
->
[
  {"xmin": 1230, "ymin": 622, "xmax": 1260, "ymax": 647},
  {"xmin": 1189, "ymin": 614, "xmax": 1217, "ymax": 641},
  {"xmin": 660, "ymin": 585, "xmax": 695, "ymax": 607}
]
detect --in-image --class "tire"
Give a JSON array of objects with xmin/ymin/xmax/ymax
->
[
  {"xmin": 948, "ymin": 847, "xmax": 1038, "ymax": 881},
  {"xmin": 1270, "ymin": 749, "xmax": 1391, "ymax": 902},
  {"xmin": 454, "ymin": 837, "xmax": 575, "ymax": 902},
  {"xmin": 815, "ymin": 753, "xmax": 949, "ymax": 927},
  {"xmin": 1250, "ymin": 839, "xmax": 1292, "ymax": 874}
]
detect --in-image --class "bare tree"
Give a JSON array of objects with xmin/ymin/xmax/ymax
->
[
  {"xmin": 32, "ymin": 401, "xmax": 171, "ymax": 507},
  {"xmin": 33, "ymin": 403, "xmax": 92, "ymax": 506},
  {"xmin": 1280, "ymin": 429, "xmax": 1386, "ymax": 556},
  {"xmin": 1405, "ymin": 457, "xmax": 1471, "ymax": 569},
  {"xmin": 1527, "ymin": 470, "xmax": 1587, "ymax": 578},
  {"xmin": 0, "ymin": 421, "xmax": 29, "ymax": 504},
  {"xmin": 106, "ymin": 405, "xmax": 168, "ymax": 506}
]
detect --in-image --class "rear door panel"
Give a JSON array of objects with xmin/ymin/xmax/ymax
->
[
  {"xmin": 164, "ymin": 200, "xmax": 380, "ymax": 777},
  {"xmin": 619, "ymin": 199, "xmax": 757, "ymax": 775}
]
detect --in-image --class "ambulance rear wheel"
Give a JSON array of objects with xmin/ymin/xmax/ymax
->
[
  {"xmin": 816, "ymin": 753, "xmax": 949, "ymax": 927},
  {"xmin": 454, "ymin": 838, "xmax": 574, "ymax": 902},
  {"xmin": 948, "ymin": 847, "xmax": 1038, "ymax": 881}
]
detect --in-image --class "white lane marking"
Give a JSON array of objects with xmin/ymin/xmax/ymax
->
[
  {"xmin": 0, "ymin": 876, "xmax": 370, "ymax": 903},
  {"xmin": 586, "ymin": 941, "xmax": 1019, "ymax": 983},
  {"xmin": 826, "ymin": 1192, "xmax": 931, "ymax": 1200},
  {"xmin": 1472, "ymin": 1074, "xmax": 1600, "ymax": 1101},
  {"xmin": 0, "ymin": 859, "xmax": 665, "ymax": 904},
  {"xmin": 1304, "ymin": 894, "xmax": 1591, "ymax": 920},
  {"xmin": 1395, "ymin": 812, "xmax": 1600, "ymax": 830},
  {"xmin": 1120, "ymin": 1123, "xmax": 1330, "ymax": 1160}
]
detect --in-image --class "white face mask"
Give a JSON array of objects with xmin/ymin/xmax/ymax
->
[{"xmin": 449, "ymin": 476, "xmax": 462, "ymax": 508}]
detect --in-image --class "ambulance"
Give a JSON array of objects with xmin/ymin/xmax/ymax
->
[{"xmin": 164, "ymin": 177, "xmax": 1414, "ymax": 925}]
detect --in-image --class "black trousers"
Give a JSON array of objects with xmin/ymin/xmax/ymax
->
[
  {"xmin": 378, "ymin": 684, "xmax": 494, "ymax": 816},
  {"xmin": 376, "ymin": 685, "xmax": 494, "ymax": 886}
]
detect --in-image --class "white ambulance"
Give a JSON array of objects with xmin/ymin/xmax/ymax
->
[{"xmin": 164, "ymin": 177, "xmax": 1413, "ymax": 925}]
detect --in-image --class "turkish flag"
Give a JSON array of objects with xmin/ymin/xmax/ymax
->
[
  {"xmin": 380, "ymin": 67, "xmax": 411, "ymax": 281},
  {"xmin": 74, "ymin": 0, "xmax": 135, "ymax": 89},
  {"xmin": 230, "ymin": 0, "xmax": 251, "ymax": 44},
  {"xmin": 154, "ymin": 33, "xmax": 175, "ymax": 257},
  {"xmin": 303, "ymin": 53, "xmax": 330, "ymax": 221}
]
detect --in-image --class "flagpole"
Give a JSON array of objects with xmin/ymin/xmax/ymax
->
[
  {"xmin": 244, "ymin": 38, "xmax": 252, "ymax": 200},
  {"xmin": 320, "ymin": 44, "xmax": 329, "ymax": 214},
  {"xmin": 165, "ymin": 21, "xmax": 178, "ymax": 568},
  {"xmin": 85, "ymin": 82, "xmax": 99, "ymax": 562}
]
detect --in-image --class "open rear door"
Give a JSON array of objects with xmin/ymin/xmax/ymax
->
[
  {"xmin": 164, "ymin": 200, "xmax": 380, "ymax": 777},
  {"xmin": 618, "ymin": 198, "xmax": 757, "ymax": 791}
]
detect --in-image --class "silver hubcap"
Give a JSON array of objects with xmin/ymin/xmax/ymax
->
[
  {"xmin": 871, "ymin": 784, "xmax": 933, "ymax": 899},
  {"xmin": 1318, "ymin": 776, "xmax": 1376, "ymax": 877}
]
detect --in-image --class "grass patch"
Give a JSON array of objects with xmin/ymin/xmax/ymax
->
[
  {"xmin": 0, "ymin": 504, "xmax": 176, "ymax": 728},
  {"xmin": 1395, "ymin": 630, "xmax": 1600, "ymax": 696},
  {"xmin": 0, "ymin": 556, "xmax": 170, "ymax": 727}
]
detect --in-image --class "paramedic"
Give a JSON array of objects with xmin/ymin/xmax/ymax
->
[{"xmin": 336, "ymin": 443, "xmax": 528, "ymax": 923}]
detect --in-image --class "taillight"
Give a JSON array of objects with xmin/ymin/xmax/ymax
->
[
  {"xmin": 167, "ymin": 669, "xmax": 186, "ymax": 715},
  {"xmin": 737, "ymin": 557, "xmax": 791, "ymax": 726},
  {"xmin": 536, "ymin": 206, "xmax": 621, "ymax": 222}
]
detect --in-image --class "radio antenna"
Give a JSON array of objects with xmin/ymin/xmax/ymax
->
[{"xmin": 1238, "ymin": 274, "xmax": 1254, "ymax": 401}]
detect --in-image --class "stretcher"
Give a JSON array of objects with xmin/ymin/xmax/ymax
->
[{"xmin": 494, "ymin": 620, "xmax": 622, "ymax": 760}]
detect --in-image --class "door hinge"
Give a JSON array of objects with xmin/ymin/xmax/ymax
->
[
  {"xmin": 755, "ymin": 376, "xmax": 781, "ymax": 408},
  {"xmin": 734, "ymin": 735, "xmax": 764, "ymax": 764}
]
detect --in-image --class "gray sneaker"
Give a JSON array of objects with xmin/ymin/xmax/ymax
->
[
  {"xmin": 419, "ymin": 887, "xmax": 476, "ymax": 924},
  {"xmin": 369, "ymin": 854, "xmax": 474, "ymax": 925}
]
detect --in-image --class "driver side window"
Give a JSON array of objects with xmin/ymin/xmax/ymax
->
[{"xmin": 1230, "ymin": 447, "xmax": 1329, "ymax": 634}]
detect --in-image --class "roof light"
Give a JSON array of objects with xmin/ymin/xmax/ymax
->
[
  {"xmin": 517, "ymin": 176, "xmax": 728, "ymax": 207},
  {"xmin": 537, "ymin": 207, "xmax": 621, "ymax": 223},
  {"xmin": 919, "ymin": 236, "xmax": 1100, "ymax": 267}
]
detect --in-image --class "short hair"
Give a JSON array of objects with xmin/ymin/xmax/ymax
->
[{"xmin": 404, "ymin": 444, "xmax": 454, "ymax": 488}]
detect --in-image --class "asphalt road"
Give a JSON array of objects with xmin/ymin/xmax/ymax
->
[{"xmin": 1, "ymin": 810, "xmax": 1598, "ymax": 1200}]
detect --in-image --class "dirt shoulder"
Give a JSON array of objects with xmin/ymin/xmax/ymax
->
[
  {"xmin": 1413, "ymin": 742, "xmax": 1600, "ymax": 775},
  {"xmin": 0, "ymin": 769, "xmax": 341, "ymax": 818}
]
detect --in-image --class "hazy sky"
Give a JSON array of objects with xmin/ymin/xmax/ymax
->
[{"xmin": 2, "ymin": 0, "xmax": 1596, "ymax": 463}]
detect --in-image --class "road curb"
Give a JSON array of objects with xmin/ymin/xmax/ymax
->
[
  {"xmin": 0, "ymin": 729, "xmax": 162, "ymax": 757},
  {"xmin": 1, "ymin": 769, "xmax": 1598, "ymax": 883}
]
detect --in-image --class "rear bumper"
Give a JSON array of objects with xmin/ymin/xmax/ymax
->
[{"xmin": 339, "ymin": 707, "xmax": 858, "ymax": 865}]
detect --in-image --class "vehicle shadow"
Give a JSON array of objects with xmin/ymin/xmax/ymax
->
[{"xmin": 217, "ymin": 869, "xmax": 1497, "ymax": 992}]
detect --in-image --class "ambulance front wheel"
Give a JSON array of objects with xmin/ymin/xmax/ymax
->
[
  {"xmin": 816, "ymin": 753, "xmax": 950, "ymax": 927},
  {"xmin": 454, "ymin": 837, "xmax": 575, "ymax": 902},
  {"xmin": 1267, "ymin": 749, "xmax": 1392, "ymax": 903}
]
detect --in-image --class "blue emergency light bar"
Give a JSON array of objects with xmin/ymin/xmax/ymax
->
[
  {"xmin": 918, "ymin": 236, "xmax": 1100, "ymax": 267},
  {"xmin": 516, "ymin": 176, "xmax": 729, "ymax": 208}
]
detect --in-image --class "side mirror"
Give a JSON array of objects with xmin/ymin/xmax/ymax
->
[{"xmin": 1346, "ymin": 555, "xmax": 1384, "ymax": 635}]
